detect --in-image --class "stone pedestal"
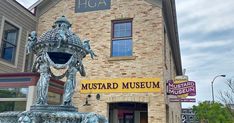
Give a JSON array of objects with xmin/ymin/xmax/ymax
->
[{"xmin": 0, "ymin": 105, "xmax": 107, "ymax": 123}]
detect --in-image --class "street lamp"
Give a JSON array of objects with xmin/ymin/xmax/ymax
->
[{"xmin": 211, "ymin": 74, "xmax": 226, "ymax": 103}]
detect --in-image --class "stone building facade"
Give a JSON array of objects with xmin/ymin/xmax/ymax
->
[{"xmin": 33, "ymin": 0, "xmax": 182, "ymax": 123}]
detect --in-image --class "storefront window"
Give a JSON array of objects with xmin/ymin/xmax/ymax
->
[
  {"xmin": 48, "ymin": 91, "xmax": 62, "ymax": 105},
  {"xmin": 0, "ymin": 88, "xmax": 28, "ymax": 98},
  {"xmin": 0, "ymin": 101, "xmax": 26, "ymax": 112}
]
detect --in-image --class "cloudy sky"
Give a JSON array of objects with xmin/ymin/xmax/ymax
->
[
  {"xmin": 176, "ymin": 0, "xmax": 234, "ymax": 107},
  {"xmin": 17, "ymin": 0, "xmax": 234, "ymax": 107}
]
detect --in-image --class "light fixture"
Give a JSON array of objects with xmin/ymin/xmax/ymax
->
[
  {"xmin": 83, "ymin": 94, "xmax": 91, "ymax": 106},
  {"xmin": 96, "ymin": 94, "xmax": 100, "ymax": 100}
]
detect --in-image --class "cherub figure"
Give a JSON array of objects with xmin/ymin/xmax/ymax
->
[
  {"xmin": 26, "ymin": 31, "xmax": 37, "ymax": 54},
  {"xmin": 56, "ymin": 23, "xmax": 68, "ymax": 48},
  {"xmin": 82, "ymin": 39, "xmax": 97, "ymax": 59}
]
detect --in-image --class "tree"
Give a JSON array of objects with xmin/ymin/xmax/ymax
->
[
  {"xmin": 193, "ymin": 101, "xmax": 234, "ymax": 123},
  {"xmin": 219, "ymin": 78, "xmax": 234, "ymax": 118}
]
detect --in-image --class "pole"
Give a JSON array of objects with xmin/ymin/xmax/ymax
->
[
  {"xmin": 211, "ymin": 81, "xmax": 214, "ymax": 103},
  {"xmin": 211, "ymin": 75, "xmax": 225, "ymax": 103}
]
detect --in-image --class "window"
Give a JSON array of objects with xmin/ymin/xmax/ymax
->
[
  {"xmin": 0, "ymin": 101, "xmax": 26, "ymax": 112},
  {"xmin": 0, "ymin": 88, "xmax": 28, "ymax": 112},
  {"xmin": 112, "ymin": 19, "xmax": 132, "ymax": 57},
  {"xmin": 1, "ymin": 21, "xmax": 19, "ymax": 63},
  {"xmin": 48, "ymin": 91, "xmax": 62, "ymax": 105},
  {"xmin": 0, "ymin": 88, "xmax": 28, "ymax": 98}
]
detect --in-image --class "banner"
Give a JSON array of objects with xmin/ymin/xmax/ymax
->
[{"xmin": 79, "ymin": 78, "xmax": 161, "ymax": 93}]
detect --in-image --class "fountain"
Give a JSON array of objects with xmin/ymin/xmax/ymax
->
[{"xmin": 0, "ymin": 16, "xmax": 107, "ymax": 123}]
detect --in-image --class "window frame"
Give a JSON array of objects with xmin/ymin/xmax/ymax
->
[
  {"xmin": 1, "ymin": 21, "xmax": 19, "ymax": 63},
  {"xmin": 0, "ymin": 87, "xmax": 28, "ymax": 112},
  {"xmin": 0, "ymin": 16, "xmax": 22, "ymax": 67},
  {"xmin": 111, "ymin": 19, "xmax": 133, "ymax": 57}
]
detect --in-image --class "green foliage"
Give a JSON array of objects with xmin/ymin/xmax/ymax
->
[{"xmin": 193, "ymin": 101, "xmax": 234, "ymax": 123}]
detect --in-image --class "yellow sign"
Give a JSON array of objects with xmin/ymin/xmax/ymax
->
[{"xmin": 80, "ymin": 78, "xmax": 161, "ymax": 93}]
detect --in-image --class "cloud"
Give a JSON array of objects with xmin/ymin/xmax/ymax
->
[
  {"xmin": 181, "ymin": 40, "xmax": 233, "ymax": 50},
  {"xmin": 176, "ymin": 0, "xmax": 234, "ymax": 107},
  {"xmin": 176, "ymin": 0, "xmax": 234, "ymax": 34}
]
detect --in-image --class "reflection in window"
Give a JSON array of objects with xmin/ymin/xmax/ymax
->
[
  {"xmin": 0, "ymin": 88, "xmax": 28, "ymax": 98},
  {"xmin": 0, "ymin": 101, "xmax": 26, "ymax": 112},
  {"xmin": 112, "ymin": 20, "xmax": 132, "ymax": 57},
  {"xmin": 48, "ymin": 91, "xmax": 62, "ymax": 105},
  {"xmin": 1, "ymin": 21, "xmax": 19, "ymax": 62}
]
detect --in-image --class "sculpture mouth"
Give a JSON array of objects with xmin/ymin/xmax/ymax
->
[{"xmin": 47, "ymin": 52, "xmax": 72, "ymax": 64}]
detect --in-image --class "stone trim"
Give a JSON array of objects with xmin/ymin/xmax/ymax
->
[
  {"xmin": 106, "ymin": 96, "xmax": 149, "ymax": 103},
  {"xmin": 108, "ymin": 56, "xmax": 136, "ymax": 61}
]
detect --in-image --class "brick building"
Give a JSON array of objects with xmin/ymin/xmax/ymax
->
[{"xmin": 0, "ymin": 0, "xmax": 182, "ymax": 123}]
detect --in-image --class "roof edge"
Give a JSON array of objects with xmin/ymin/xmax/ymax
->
[{"xmin": 163, "ymin": 0, "xmax": 182, "ymax": 75}]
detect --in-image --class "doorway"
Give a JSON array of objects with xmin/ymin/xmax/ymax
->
[{"xmin": 109, "ymin": 102, "xmax": 148, "ymax": 123}]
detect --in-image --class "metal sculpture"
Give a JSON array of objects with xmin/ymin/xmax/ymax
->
[
  {"xmin": 26, "ymin": 16, "xmax": 95, "ymax": 106},
  {"xmin": 0, "ymin": 16, "xmax": 108, "ymax": 123}
]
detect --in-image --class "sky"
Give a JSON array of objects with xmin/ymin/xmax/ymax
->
[
  {"xmin": 17, "ymin": 0, "xmax": 234, "ymax": 108},
  {"xmin": 176, "ymin": 0, "xmax": 234, "ymax": 107}
]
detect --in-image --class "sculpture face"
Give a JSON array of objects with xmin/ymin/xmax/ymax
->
[{"xmin": 27, "ymin": 16, "xmax": 96, "ymax": 106}]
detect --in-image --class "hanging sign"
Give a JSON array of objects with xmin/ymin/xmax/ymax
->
[
  {"xmin": 167, "ymin": 75, "xmax": 196, "ymax": 102},
  {"xmin": 75, "ymin": 0, "xmax": 111, "ymax": 13},
  {"xmin": 79, "ymin": 78, "xmax": 161, "ymax": 93}
]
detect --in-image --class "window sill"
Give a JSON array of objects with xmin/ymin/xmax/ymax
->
[
  {"xmin": 108, "ymin": 56, "xmax": 136, "ymax": 61},
  {"xmin": 0, "ymin": 58, "xmax": 17, "ymax": 68}
]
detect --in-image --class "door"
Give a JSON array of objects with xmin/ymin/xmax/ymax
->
[
  {"xmin": 124, "ymin": 113, "xmax": 134, "ymax": 123},
  {"xmin": 140, "ymin": 112, "xmax": 148, "ymax": 123}
]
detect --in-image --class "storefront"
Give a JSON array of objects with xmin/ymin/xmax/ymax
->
[{"xmin": 109, "ymin": 102, "xmax": 148, "ymax": 123}]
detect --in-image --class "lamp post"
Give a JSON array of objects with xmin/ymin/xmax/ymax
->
[{"xmin": 211, "ymin": 74, "xmax": 226, "ymax": 103}]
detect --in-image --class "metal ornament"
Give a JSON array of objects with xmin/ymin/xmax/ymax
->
[
  {"xmin": 26, "ymin": 16, "xmax": 96, "ymax": 106},
  {"xmin": 0, "ymin": 16, "xmax": 108, "ymax": 123}
]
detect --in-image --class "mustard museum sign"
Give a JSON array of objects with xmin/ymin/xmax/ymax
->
[{"xmin": 80, "ymin": 78, "xmax": 161, "ymax": 93}]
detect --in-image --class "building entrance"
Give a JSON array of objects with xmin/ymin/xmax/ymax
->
[{"xmin": 109, "ymin": 102, "xmax": 148, "ymax": 123}]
